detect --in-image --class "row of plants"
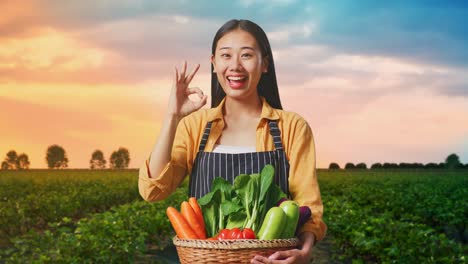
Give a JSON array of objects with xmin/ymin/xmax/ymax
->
[
  {"xmin": 319, "ymin": 170, "xmax": 467, "ymax": 263},
  {"xmin": 0, "ymin": 170, "xmax": 140, "ymax": 244},
  {"xmin": 0, "ymin": 185, "xmax": 187, "ymax": 263}
]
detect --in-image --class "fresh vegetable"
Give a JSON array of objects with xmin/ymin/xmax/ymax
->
[
  {"xmin": 188, "ymin": 197, "xmax": 205, "ymax": 232},
  {"xmin": 279, "ymin": 200, "xmax": 300, "ymax": 238},
  {"xmin": 276, "ymin": 197, "xmax": 288, "ymax": 206},
  {"xmin": 180, "ymin": 201, "xmax": 206, "ymax": 239},
  {"xmin": 257, "ymin": 207, "xmax": 286, "ymax": 240},
  {"xmin": 276, "ymin": 198, "xmax": 313, "ymax": 235},
  {"xmin": 215, "ymin": 228, "xmax": 256, "ymax": 240},
  {"xmin": 166, "ymin": 207, "xmax": 198, "ymax": 239},
  {"xmin": 228, "ymin": 228, "xmax": 243, "ymax": 239},
  {"xmin": 242, "ymin": 228, "xmax": 256, "ymax": 239},
  {"xmin": 236, "ymin": 166, "xmax": 285, "ymax": 232},
  {"xmin": 198, "ymin": 178, "xmax": 238, "ymax": 237},
  {"xmin": 198, "ymin": 165, "xmax": 286, "ymax": 237},
  {"xmin": 218, "ymin": 229, "xmax": 230, "ymax": 240},
  {"xmin": 197, "ymin": 190, "xmax": 221, "ymax": 238},
  {"xmin": 297, "ymin": 206, "xmax": 312, "ymax": 234}
]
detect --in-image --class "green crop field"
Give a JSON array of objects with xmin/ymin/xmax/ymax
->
[
  {"xmin": 0, "ymin": 169, "xmax": 466, "ymax": 263},
  {"xmin": 319, "ymin": 169, "xmax": 467, "ymax": 263}
]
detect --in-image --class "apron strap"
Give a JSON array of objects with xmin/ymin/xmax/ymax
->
[
  {"xmin": 268, "ymin": 120, "xmax": 283, "ymax": 150},
  {"xmin": 198, "ymin": 121, "xmax": 213, "ymax": 152}
]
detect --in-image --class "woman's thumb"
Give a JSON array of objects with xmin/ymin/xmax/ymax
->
[{"xmin": 194, "ymin": 95, "xmax": 208, "ymax": 110}]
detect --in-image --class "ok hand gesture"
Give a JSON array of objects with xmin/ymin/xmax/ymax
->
[{"xmin": 168, "ymin": 61, "xmax": 208, "ymax": 118}]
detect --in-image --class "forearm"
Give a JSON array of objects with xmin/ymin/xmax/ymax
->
[
  {"xmin": 147, "ymin": 113, "xmax": 182, "ymax": 178},
  {"xmin": 299, "ymin": 231, "xmax": 315, "ymax": 255}
]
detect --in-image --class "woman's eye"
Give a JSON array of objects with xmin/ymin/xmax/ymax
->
[
  {"xmin": 242, "ymin": 54, "xmax": 252, "ymax": 58},
  {"xmin": 221, "ymin": 54, "xmax": 231, "ymax": 58}
]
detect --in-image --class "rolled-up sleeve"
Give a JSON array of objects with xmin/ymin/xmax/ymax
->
[
  {"xmin": 138, "ymin": 117, "xmax": 190, "ymax": 202},
  {"xmin": 287, "ymin": 119, "xmax": 327, "ymax": 242}
]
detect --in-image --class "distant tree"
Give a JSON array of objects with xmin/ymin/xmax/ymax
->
[
  {"xmin": 46, "ymin": 145, "xmax": 69, "ymax": 169},
  {"xmin": 356, "ymin": 163, "xmax": 367, "ymax": 169},
  {"xmin": 371, "ymin": 163, "xmax": 382, "ymax": 169},
  {"xmin": 344, "ymin": 163, "xmax": 355, "ymax": 170},
  {"xmin": 3, "ymin": 150, "xmax": 19, "ymax": 169},
  {"xmin": 109, "ymin": 147, "xmax": 130, "ymax": 169},
  {"xmin": 425, "ymin": 163, "xmax": 439, "ymax": 169},
  {"xmin": 382, "ymin": 163, "xmax": 398, "ymax": 169},
  {"xmin": 399, "ymin": 162, "xmax": 410, "ymax": 169},
  {"xmin": 17, "ymin": 154, "xmax": 30, "ymax": 169},
  {"xmin": 1, "ymin": 161, "xmax": 8, "ymax": 170},
  {"xmin": 445, "ymin": 153, "xmax": 462, "ymax": 169},
  {"xmin": 90, "ymin": 150, "xmax": 107, "ymax": 169},
  {"xmin": 328, "ymin": 163, "xmax": 340, "ymax": 170}
]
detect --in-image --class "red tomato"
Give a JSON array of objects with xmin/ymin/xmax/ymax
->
[
  {"xmin": 242, "ymin": 228, "xmax": 256, "ymax": 239},
  {"xmin": 218, "ymin": 229, "xmax": 230, "ymax": 240},
  {"xmin": 228, "ymin": 228, "xmax": 242, "ymax": 239}
]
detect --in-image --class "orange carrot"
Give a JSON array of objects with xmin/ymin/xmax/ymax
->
[
  {"xmin": 181, "ymin": 201, "xmax": 206, "ymax": 239},
  {"xmin": 188, "ymin": 197, "xmax": 206, "ymax": 233},
  {"xmin": 166, "ymin": 207, "xmax": 198, "ymax": 239}
]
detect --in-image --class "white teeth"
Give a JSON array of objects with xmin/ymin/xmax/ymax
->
[{"xmin": 227, "ymin": 76, "xmax": 246, "ymax": 81}]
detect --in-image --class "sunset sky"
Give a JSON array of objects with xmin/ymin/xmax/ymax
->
[{"xmin": 1, "ymin": 0, "xmax": 467, "ymax": 169}]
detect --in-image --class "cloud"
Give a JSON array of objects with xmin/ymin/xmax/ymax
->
[
  {"xmin": 282, "ymin": 88, "xmax": 468, "ymax": 167},
  {"xmin": 305, "ymin": 1, "xmax": 468, "ymax": 68},
  {"xmin": 272, "ymin": 44, "xmax": 468, "ymax": 100},
  {"xmin": 0, "ymin": 15, "xmax": 218, "ymax": 85}
]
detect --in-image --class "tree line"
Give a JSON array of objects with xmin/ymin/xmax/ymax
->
[
  {"xmin": 328, "ymin": 153, "xmax": 468, "ymax": 170},
  {"xmin": 1, "ymin": 145, "xmax": 131, "ymax": 170}
]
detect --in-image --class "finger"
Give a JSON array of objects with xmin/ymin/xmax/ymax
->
[
  {"xmin": 268, "ymin": 250, "xmax": 295, "ymax": 260},
  {"xmin": 193, "ymin": 95, "xmax": 208, "ymax": 110},
  {"xmin": 186, "ymin": 87, "xmax": 204, "ymax": 97},
  {"xmin": 174, "ymin": 67, "xmax": 179, "ymax": 83},
  {"xmin": 185, "ymin": 63, "xmax": 200, "ymax": 84},
  {"xmin": 251, "ymin": 255, "xmax": 269, "ymax": 264},
  {"xmin": 180, "ymin": 60, "xmax": 187, "ymax": 82},
  {"xmin": 250, "ymin": 259, "xmax": 263, "ymax": 264}
]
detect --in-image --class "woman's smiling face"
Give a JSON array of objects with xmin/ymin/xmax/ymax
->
[{"xmin": 211, "ymin": 29, "xmax": 268, "ymax": 100}]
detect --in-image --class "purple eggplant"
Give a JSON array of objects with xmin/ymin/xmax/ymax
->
[
  {"xmin": 295, "ymin": 206, "xmax": 312, "ymax": 235},
  {"xmin": 297, "ymin": 206, "xmax": 312, "ymax": 228}
]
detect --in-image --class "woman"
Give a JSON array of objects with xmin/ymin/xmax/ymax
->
[{"xmin": 139, "ymin": 19, "xmax": 327, "ymax": 264}]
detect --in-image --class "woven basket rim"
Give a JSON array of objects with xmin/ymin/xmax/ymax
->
[{"xmin": 173, "ymin": 236, "xmax": 300, "ymax": 250}]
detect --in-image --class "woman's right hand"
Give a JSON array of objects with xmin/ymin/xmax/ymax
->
[{"xmin": 167, "ymin": 61, "xmax": 208, "ymax": 118}]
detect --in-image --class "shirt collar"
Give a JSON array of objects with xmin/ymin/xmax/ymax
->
[{"xmin": 207, "ymin": 96, "xmax": 280, "ymax": 122}]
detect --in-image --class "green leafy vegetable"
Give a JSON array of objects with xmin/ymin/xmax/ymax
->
[{"xmin": 198, "ymin": 165, "xmax": 286, "ymax": 237}]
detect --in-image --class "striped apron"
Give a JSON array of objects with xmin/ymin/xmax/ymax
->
[{"xmin": 189, "ymin": 120, "xmax": 290, "ymax": 199}]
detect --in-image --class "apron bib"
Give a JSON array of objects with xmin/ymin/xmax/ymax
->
[{"xmin": 189, "ymin": 120, "xmax": 290, "ymax": 199}]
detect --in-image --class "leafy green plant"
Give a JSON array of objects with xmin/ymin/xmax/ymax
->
[
  {"xmin": 198, "ymin": 165, "xmax": 286, "ymax": 237},
  {"xmin": 0, "ymin": 185, "xmax": 188, "ymax": 263}
]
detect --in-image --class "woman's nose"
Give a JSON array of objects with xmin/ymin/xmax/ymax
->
[{"xmin": 228, "ymin": 56, "xmax": 243, "ymax": 71}]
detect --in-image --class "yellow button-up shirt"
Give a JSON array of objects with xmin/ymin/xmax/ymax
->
[{"xmin": 138, "ymin": 96, "xmax": 327, "ymax": 241}]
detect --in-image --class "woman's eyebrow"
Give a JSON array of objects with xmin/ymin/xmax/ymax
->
[{"xmin": 219, "ymin": 46, "xmax": 255, "ymax": 51}]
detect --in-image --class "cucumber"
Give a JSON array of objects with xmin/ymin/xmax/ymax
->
[
  {"xmin": 257, "ymin": 207, "xmax": 286, "ymax": 240},
  {"xmin": 279, "ymin": 200, "xmax": 300, "ymax": 238}
]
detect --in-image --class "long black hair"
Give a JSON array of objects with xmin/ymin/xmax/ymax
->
[{"xmin": 210, "ymin": 19, "xmax": 283, "ymax": 110}]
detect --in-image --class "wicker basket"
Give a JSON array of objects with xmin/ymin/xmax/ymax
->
[{"xmin": 173, "ymin": 237, "xmax": 301, "ymax": 264}]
